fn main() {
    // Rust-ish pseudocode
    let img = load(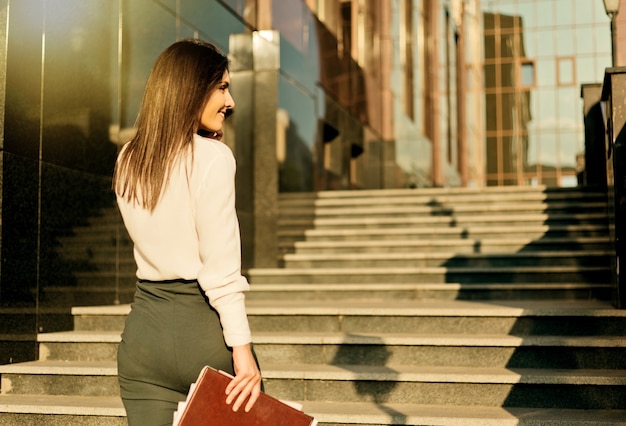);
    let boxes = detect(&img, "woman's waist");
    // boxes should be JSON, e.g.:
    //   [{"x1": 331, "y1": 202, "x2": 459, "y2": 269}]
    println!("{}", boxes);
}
[{"x1": 135, "y1": 277, "x2": 203, "y2": 298}]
